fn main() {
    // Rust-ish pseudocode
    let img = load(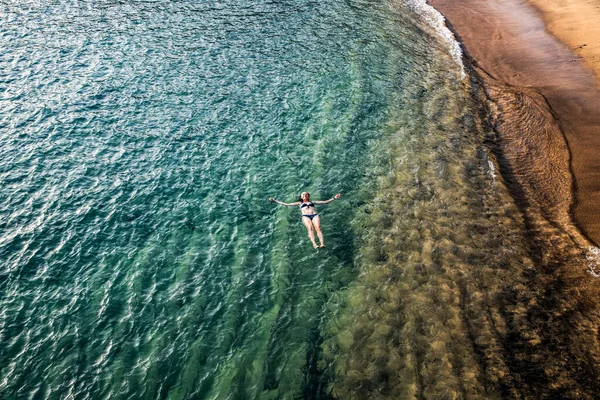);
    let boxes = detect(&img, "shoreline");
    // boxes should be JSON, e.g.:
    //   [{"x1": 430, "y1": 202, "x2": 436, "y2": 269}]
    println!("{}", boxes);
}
[
  {"x1": 422, "y1": 2, "x2": 600, "y2": 396},
  {"x1": 428, "y1": 0, "x2": 600, "y2": 247}
]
